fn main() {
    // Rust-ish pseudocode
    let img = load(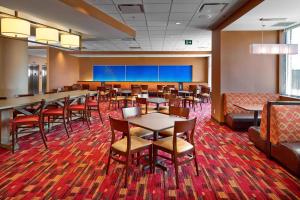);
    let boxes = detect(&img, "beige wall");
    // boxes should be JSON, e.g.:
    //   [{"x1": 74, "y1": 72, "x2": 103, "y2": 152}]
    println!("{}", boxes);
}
[
  {"x1": 211, "y1": 31, "x2": 279, "y2": 122},
  {"x1": 48, "y1": 47, "x2": 79, "y2": 90},
  {"x1": 78, "y1": 57, "x2": 208, "y2": 82},
  {"x1": 0, "y1": 37, "x2": 28, "y2": 97},
  {"x1": 28, "y1": 55, "x2": 47, "y2": 93}
]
